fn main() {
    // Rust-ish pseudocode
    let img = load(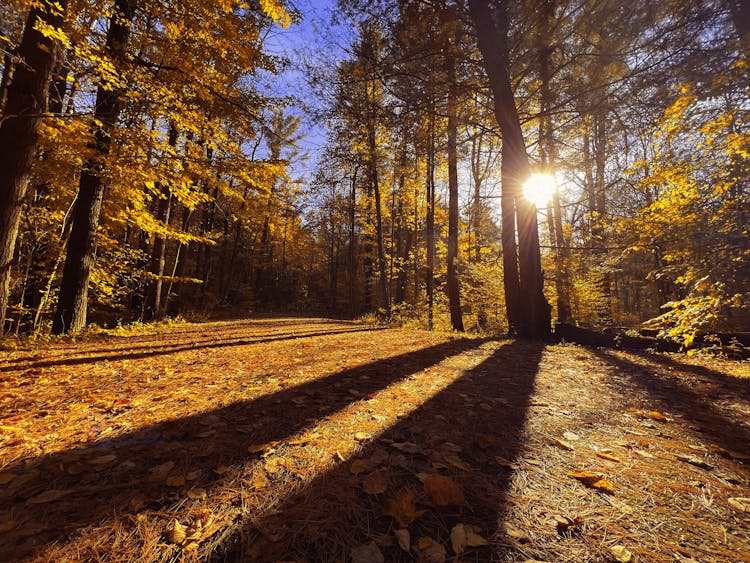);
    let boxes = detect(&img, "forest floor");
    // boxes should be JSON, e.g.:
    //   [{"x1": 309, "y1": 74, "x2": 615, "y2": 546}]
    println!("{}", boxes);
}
[{"x1": 1, "y1": 318, "x2": 749, "y2": 563}]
